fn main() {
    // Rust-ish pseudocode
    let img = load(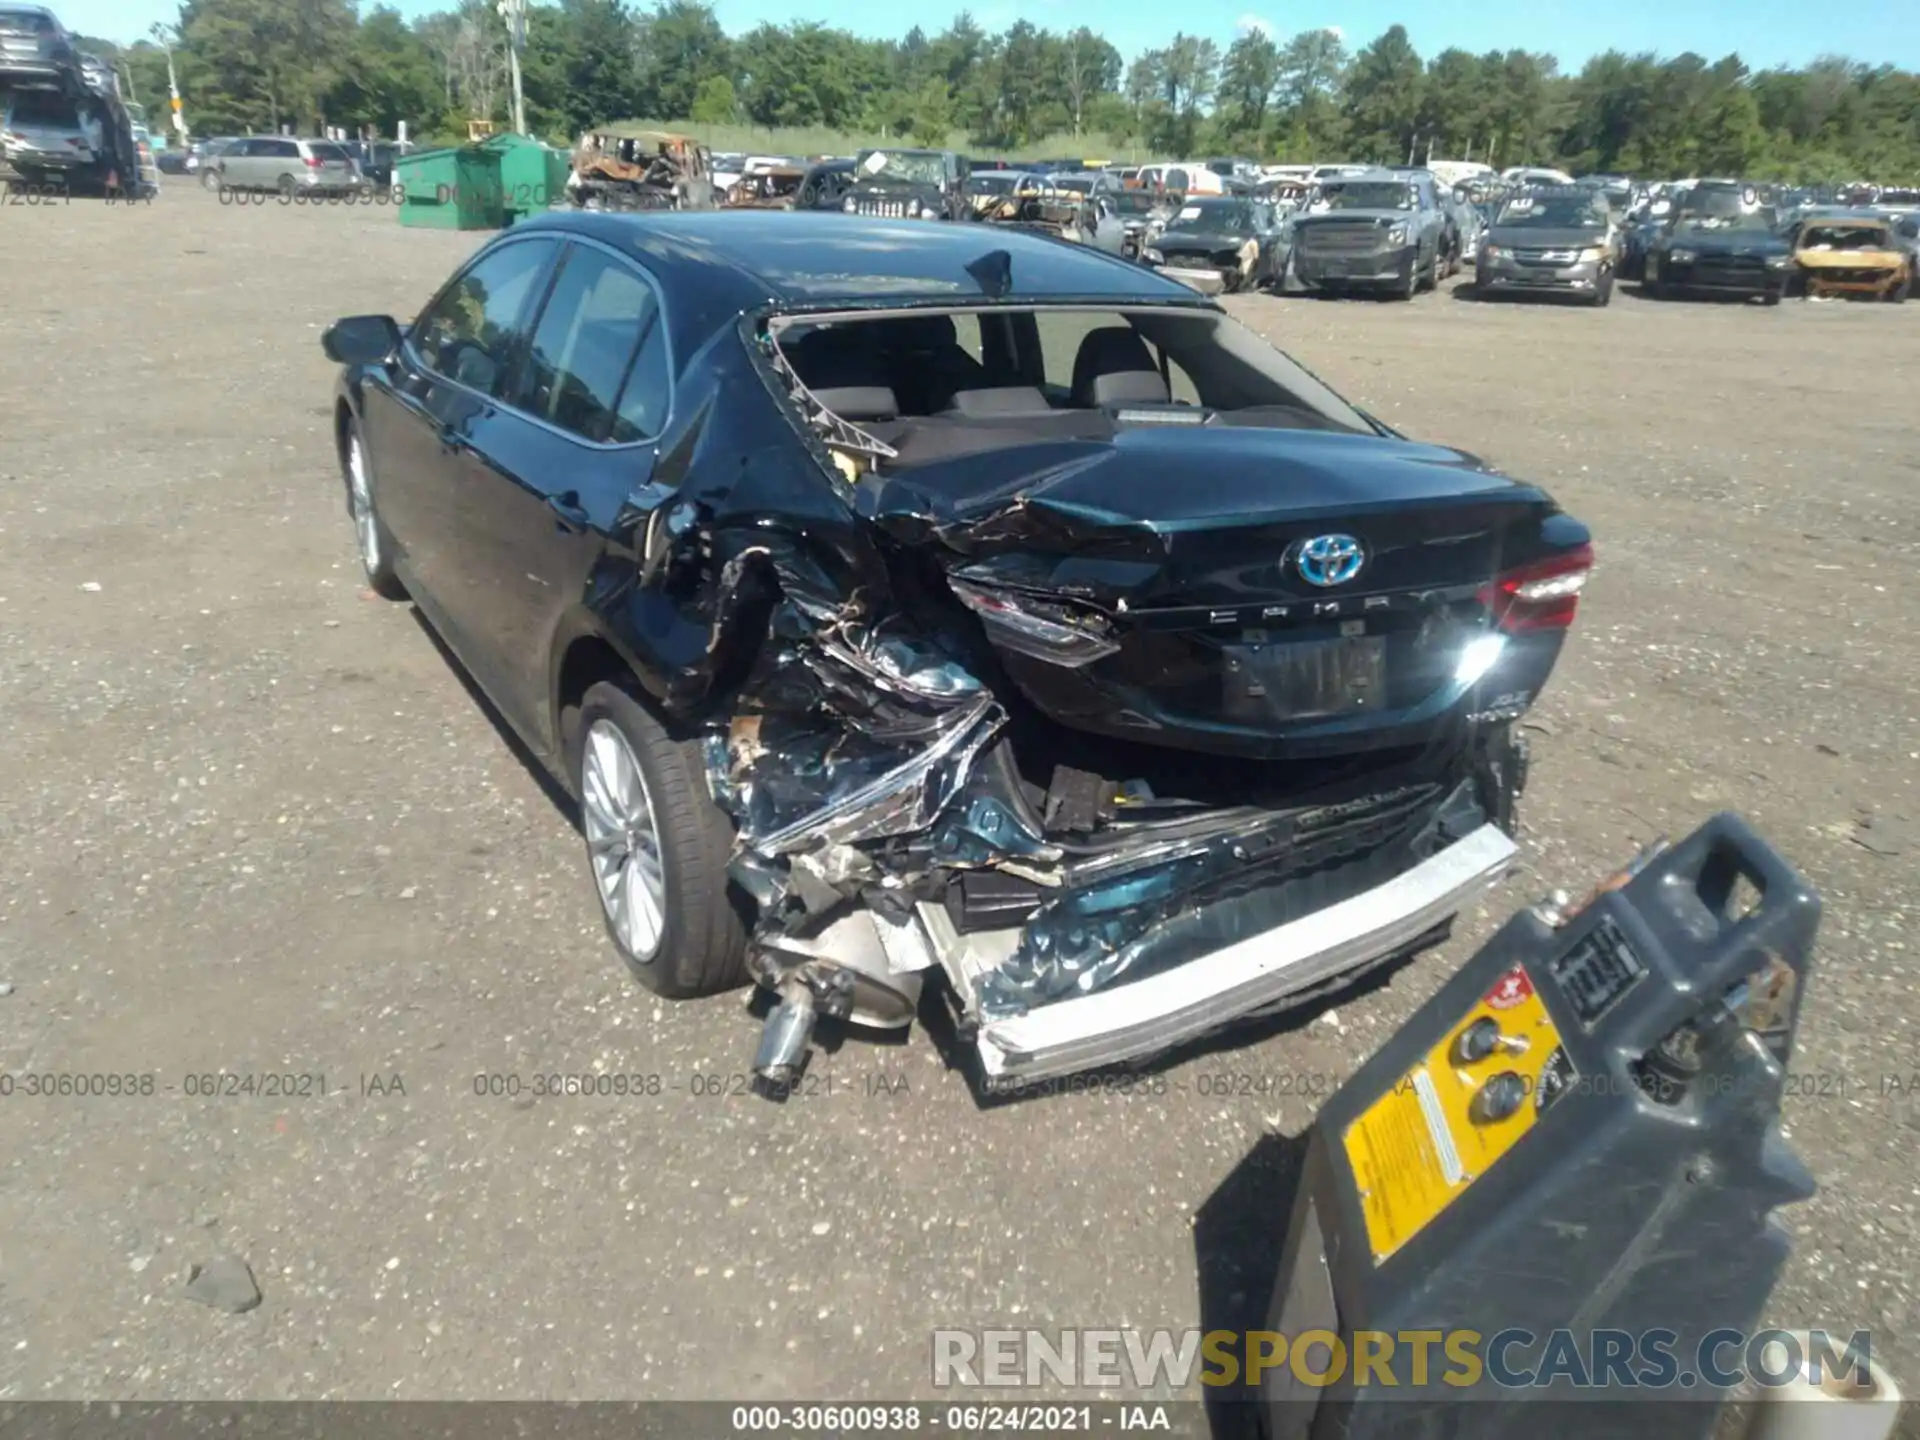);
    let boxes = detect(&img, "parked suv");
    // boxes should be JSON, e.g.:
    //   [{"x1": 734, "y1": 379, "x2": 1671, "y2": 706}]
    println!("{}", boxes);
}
[
  {"x1": 841, "y1": 147, "x2": 969, "y2": 220},
  {"x1": 1289, "y1": 168, "x2": 1447, "y2": 298},
  {"x1": 211, "y1": 135, "x2": 360, "y2": 195},
  {"x1": 1, "y1": 86, "x2": 95, "y2": 185},
  {"x1": 0, "y1": 3, "x2": 75, "y2": 86}
]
